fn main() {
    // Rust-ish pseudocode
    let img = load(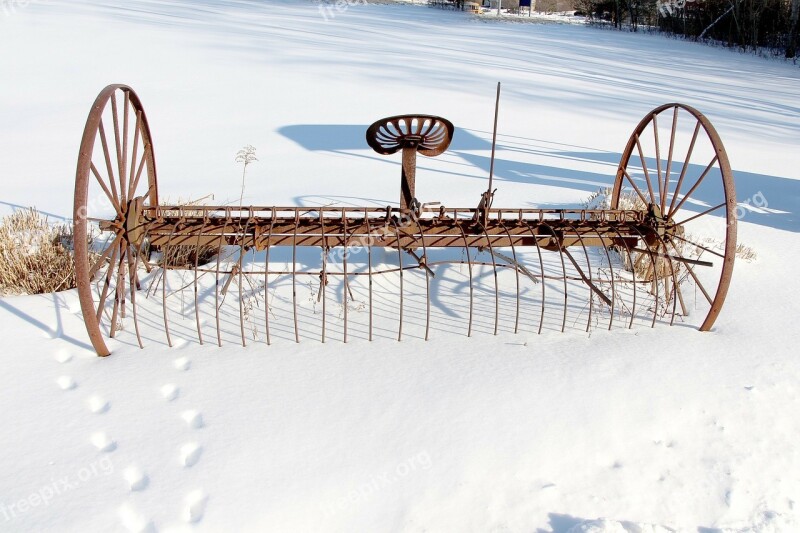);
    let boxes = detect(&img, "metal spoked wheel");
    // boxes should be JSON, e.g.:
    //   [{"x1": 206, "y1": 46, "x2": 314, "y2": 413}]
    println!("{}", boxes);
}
[
  {"x1": 73, "y1": 84, "x2": 158, "y2": 356},
  {"x1": 612, "y1": 103, "x2": 737, "y2": 331}
]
